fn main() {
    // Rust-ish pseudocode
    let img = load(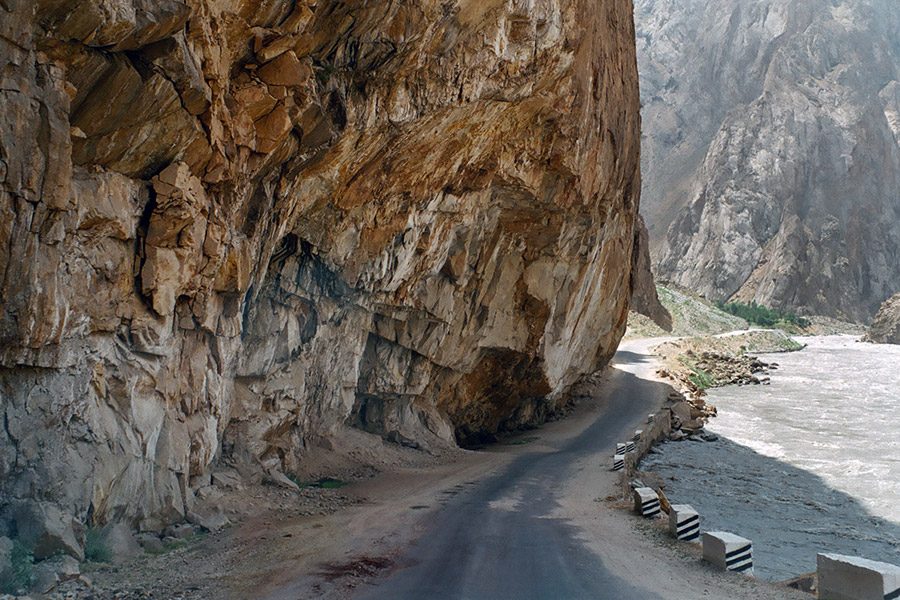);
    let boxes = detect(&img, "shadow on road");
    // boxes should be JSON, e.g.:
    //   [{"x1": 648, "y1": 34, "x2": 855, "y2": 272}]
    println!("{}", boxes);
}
[{"x1": 611, "y1": 350, "x2": 655, "y2": 366}]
